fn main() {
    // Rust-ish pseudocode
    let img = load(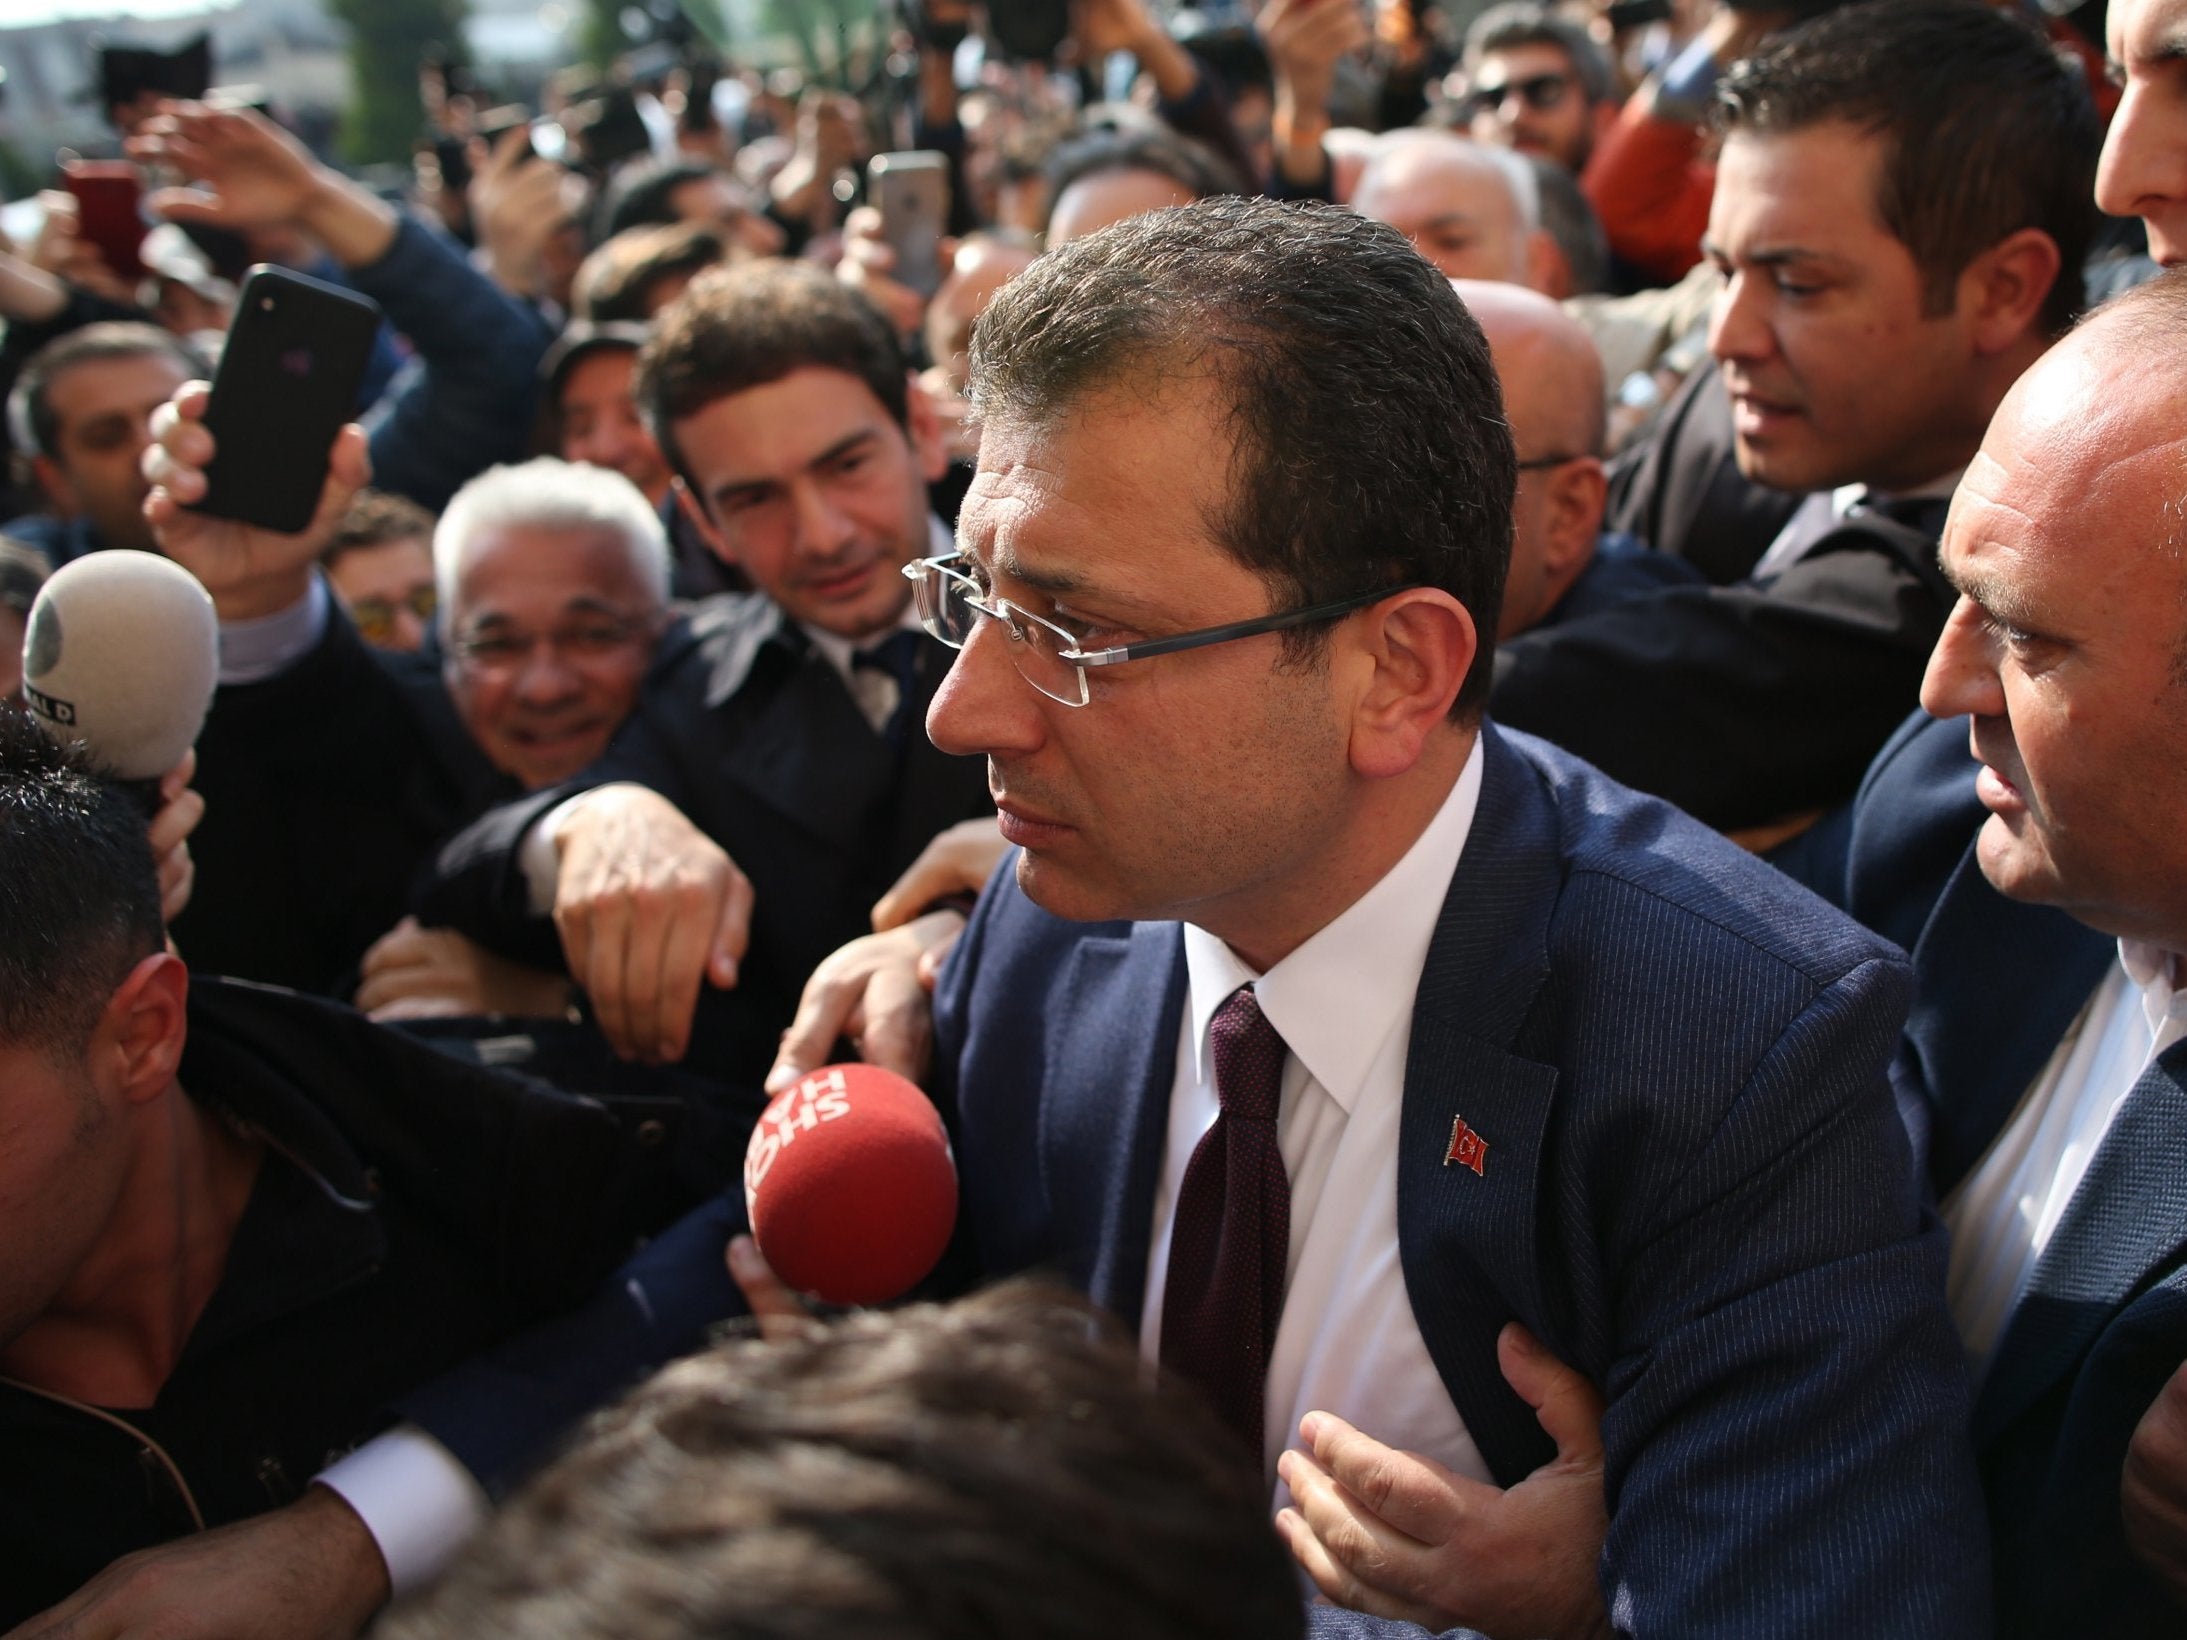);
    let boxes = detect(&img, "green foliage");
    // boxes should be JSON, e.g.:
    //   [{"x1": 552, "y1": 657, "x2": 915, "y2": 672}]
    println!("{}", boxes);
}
[{"x1": 328, "y1": 0, "x2": 471, "y2": 165}]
